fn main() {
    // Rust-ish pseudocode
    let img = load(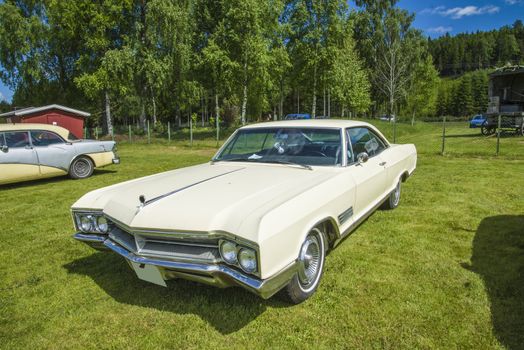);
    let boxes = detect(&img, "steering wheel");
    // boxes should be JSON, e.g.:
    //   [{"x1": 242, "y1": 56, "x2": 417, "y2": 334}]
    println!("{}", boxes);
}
[{"x1": 302, "y1": 150, "x2": 328, "y2": 157}]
